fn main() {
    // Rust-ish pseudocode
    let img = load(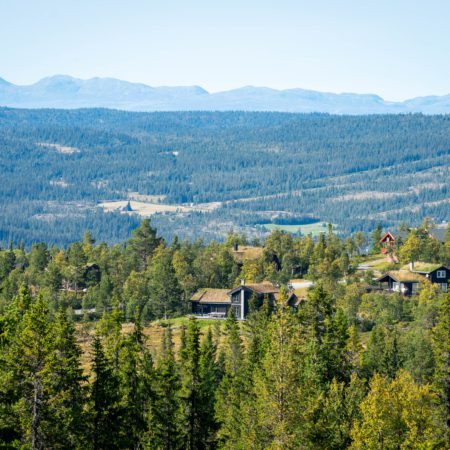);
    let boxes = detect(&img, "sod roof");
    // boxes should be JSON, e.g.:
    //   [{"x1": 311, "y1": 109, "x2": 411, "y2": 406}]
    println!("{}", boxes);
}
[
  {"x1": 230, "y1": 246, "x2": 264, "y2": 263},
  {"x1": 380, "y1": 270, "x2": 426, "y2": 283},
  {"x1": 190, "y1": 288, "x2": 230, "y2": 304},
  {"x1": 400, "y1": 262, "x2": 447, "y2": 273}
]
